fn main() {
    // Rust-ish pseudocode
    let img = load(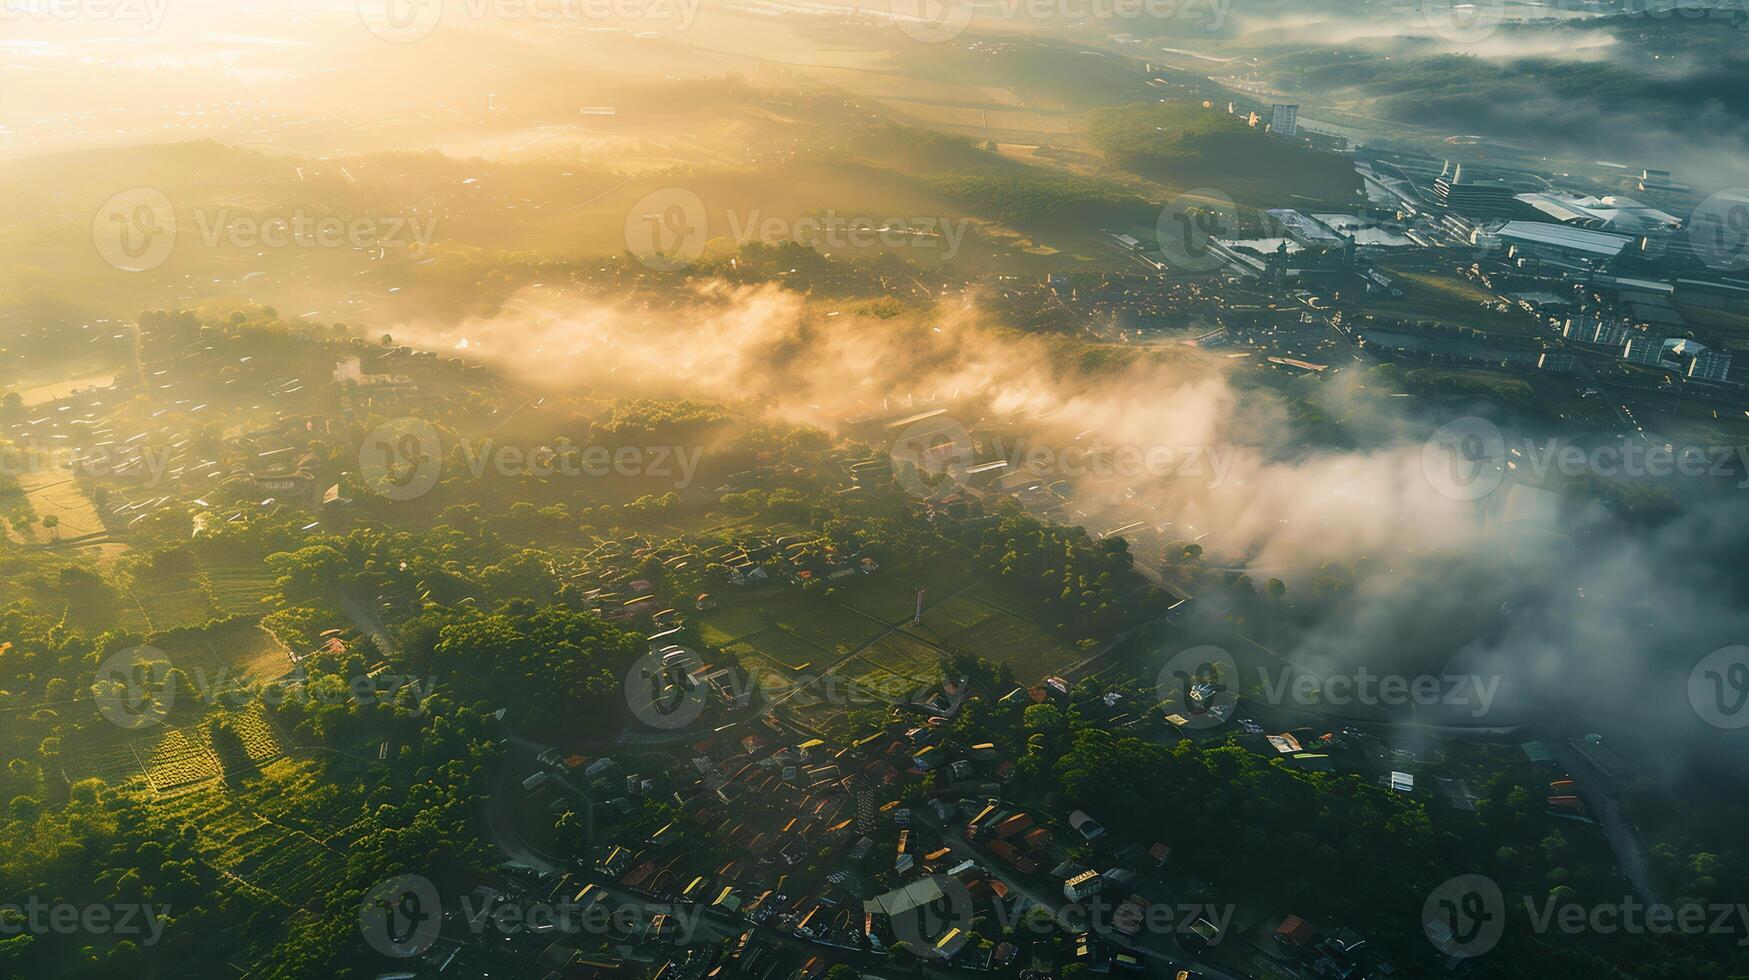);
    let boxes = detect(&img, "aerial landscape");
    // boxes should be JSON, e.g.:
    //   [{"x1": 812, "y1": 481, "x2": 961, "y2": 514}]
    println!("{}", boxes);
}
[{"x1": 3, "y1": 0, "x2": 1749, "y2": 977}]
